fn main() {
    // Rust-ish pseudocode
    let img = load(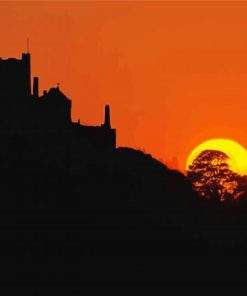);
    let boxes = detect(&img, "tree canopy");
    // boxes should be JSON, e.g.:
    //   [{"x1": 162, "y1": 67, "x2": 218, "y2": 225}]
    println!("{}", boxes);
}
[{"x1": 187, "y1": 149, "x2": 243, "y2": 201}]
